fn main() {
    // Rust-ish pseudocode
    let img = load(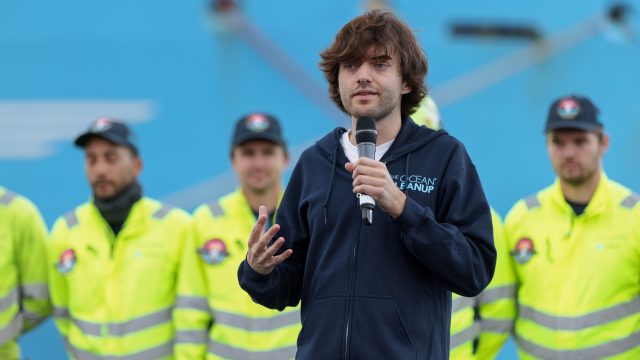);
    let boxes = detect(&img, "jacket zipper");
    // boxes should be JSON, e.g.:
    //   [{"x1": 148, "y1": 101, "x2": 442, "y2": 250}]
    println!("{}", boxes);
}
[{"x1": 343, "y1": 205, "x2": 362, "y2": 359}]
